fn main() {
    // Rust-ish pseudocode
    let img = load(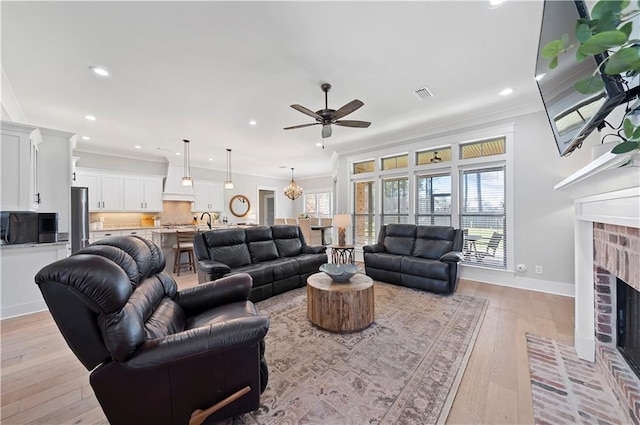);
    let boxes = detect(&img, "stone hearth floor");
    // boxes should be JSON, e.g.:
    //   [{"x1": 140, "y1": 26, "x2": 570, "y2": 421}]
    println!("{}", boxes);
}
[{"x1": 526, "y1": 334, "x2": 629, "y2": 425}]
